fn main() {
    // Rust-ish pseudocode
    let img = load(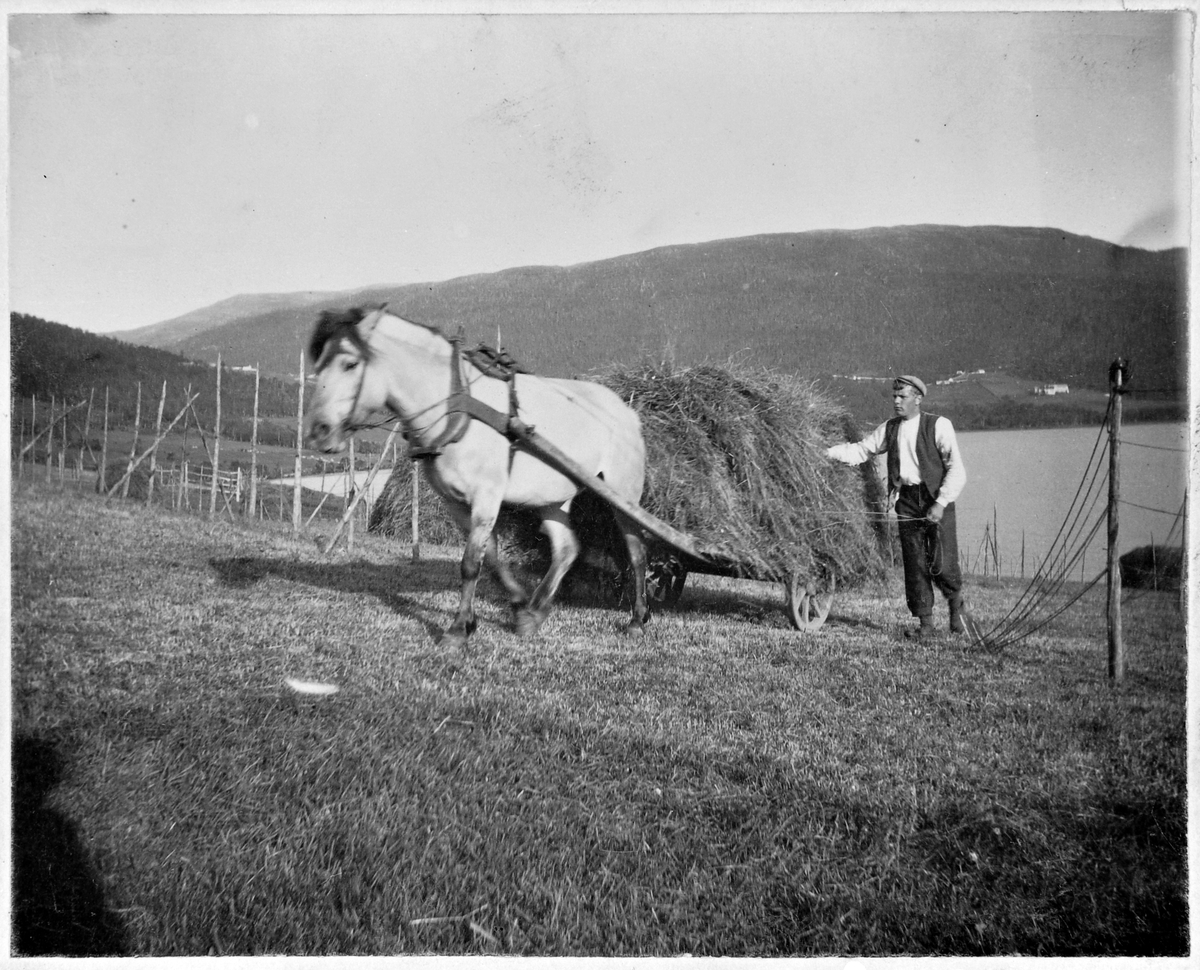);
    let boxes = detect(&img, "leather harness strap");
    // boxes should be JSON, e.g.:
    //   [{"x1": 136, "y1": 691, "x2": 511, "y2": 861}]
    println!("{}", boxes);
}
[{"x1": 406, "y1": 333, "x2": 525, "y2": 459}]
